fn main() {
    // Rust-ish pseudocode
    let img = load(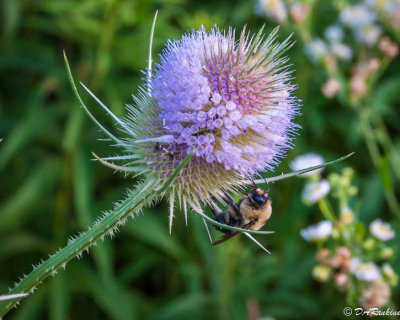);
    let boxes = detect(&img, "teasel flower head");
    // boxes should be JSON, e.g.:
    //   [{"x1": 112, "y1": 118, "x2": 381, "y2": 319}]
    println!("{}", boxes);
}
[{"x1": 85, "y1": 26, "x2": 299, "y2": 231}]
